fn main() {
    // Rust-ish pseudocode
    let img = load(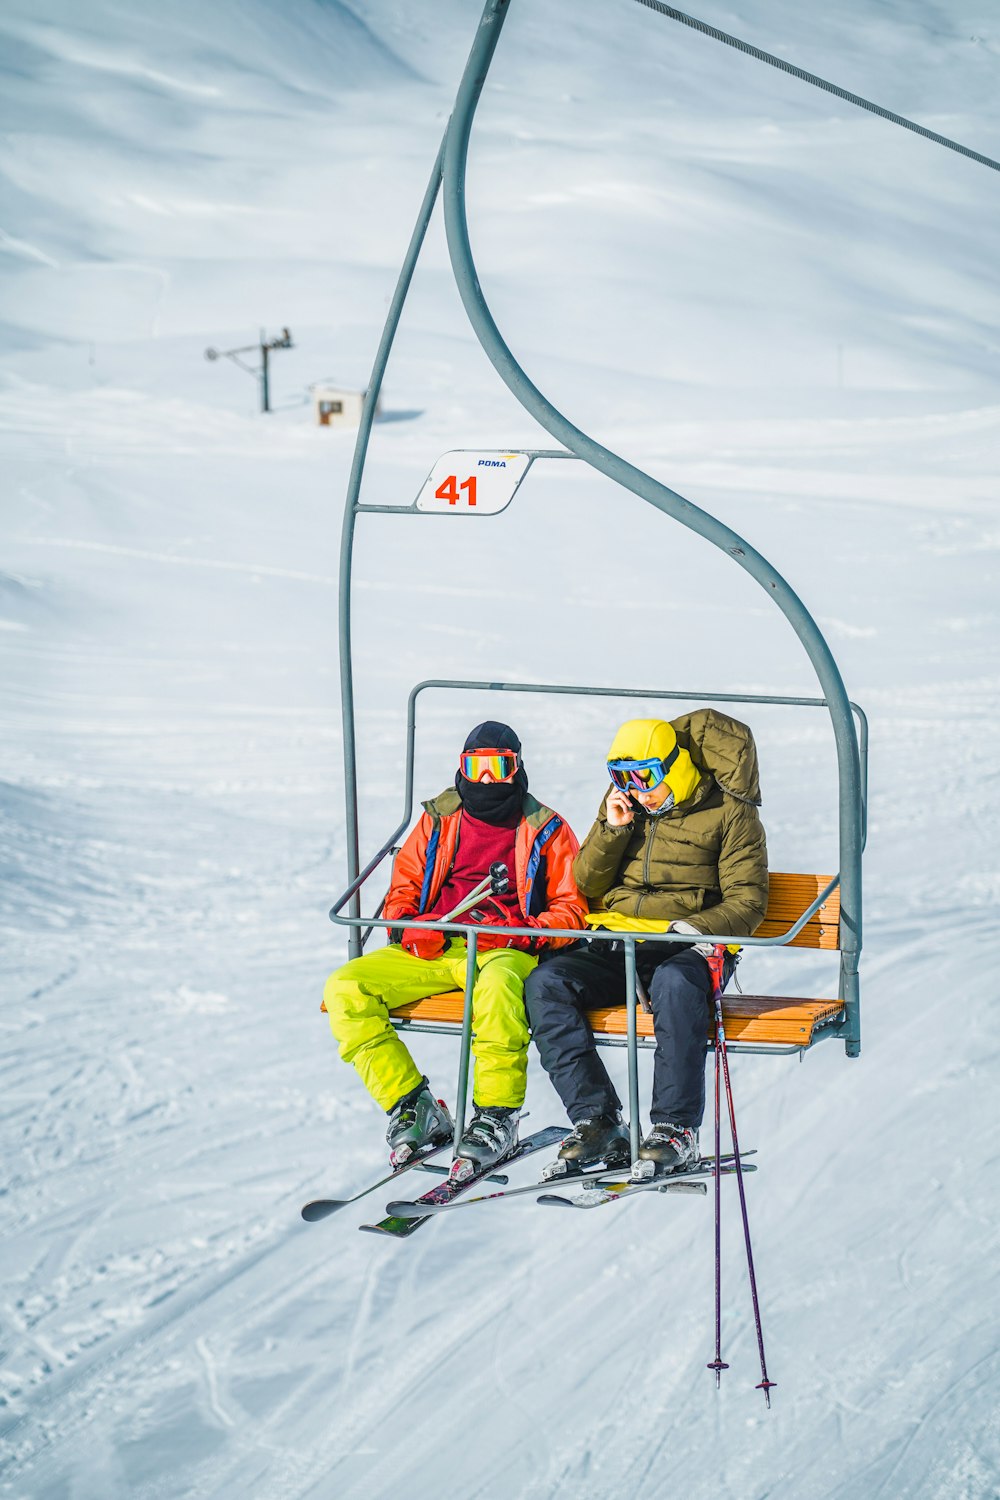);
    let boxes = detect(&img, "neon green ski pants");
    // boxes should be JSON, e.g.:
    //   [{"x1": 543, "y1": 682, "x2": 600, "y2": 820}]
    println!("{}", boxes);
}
[{"x1": 323, "y1": 940, "x2": 537, "y2": 1112}]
